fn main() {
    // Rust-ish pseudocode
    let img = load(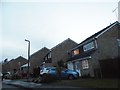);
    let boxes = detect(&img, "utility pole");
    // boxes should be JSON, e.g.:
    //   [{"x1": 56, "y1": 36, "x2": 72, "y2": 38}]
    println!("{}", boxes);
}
[
  {"x1": 25, "y1": 39, "x2": 30, "y2": 81},
  {"x1": 118, "y1": 1, "x2": 120, "y2": 22}
]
